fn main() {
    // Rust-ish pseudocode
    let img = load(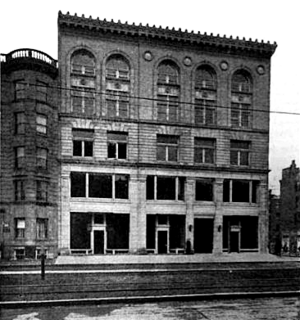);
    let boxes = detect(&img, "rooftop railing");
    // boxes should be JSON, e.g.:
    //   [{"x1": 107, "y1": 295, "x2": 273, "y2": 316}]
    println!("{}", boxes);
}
[{"x1": 1, "y1": 49, "x2": 58, "y2": 68}]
